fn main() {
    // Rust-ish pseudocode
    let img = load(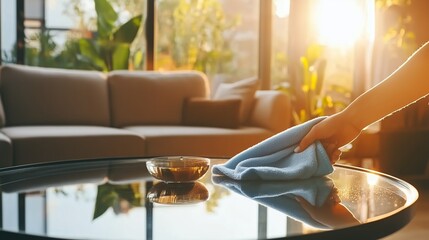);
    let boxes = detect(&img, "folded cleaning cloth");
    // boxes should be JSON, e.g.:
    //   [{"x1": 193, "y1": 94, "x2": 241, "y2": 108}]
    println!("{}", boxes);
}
[
  {"x1": 212, "y1": 116, "x2": 333, "y2": 180},
  {"x1": 212, "y1": 175, "x2": 335, "y2": 229}
]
